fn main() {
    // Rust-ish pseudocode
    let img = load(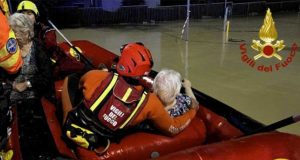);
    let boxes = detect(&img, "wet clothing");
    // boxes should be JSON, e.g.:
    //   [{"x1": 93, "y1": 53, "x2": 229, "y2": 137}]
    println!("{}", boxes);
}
[
  {"x1": 168, "y1": 94, "x2": 192, "y2": 117},
  {"x1": 65, "y1": 70, "x2": 197, "y2": 136}
]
